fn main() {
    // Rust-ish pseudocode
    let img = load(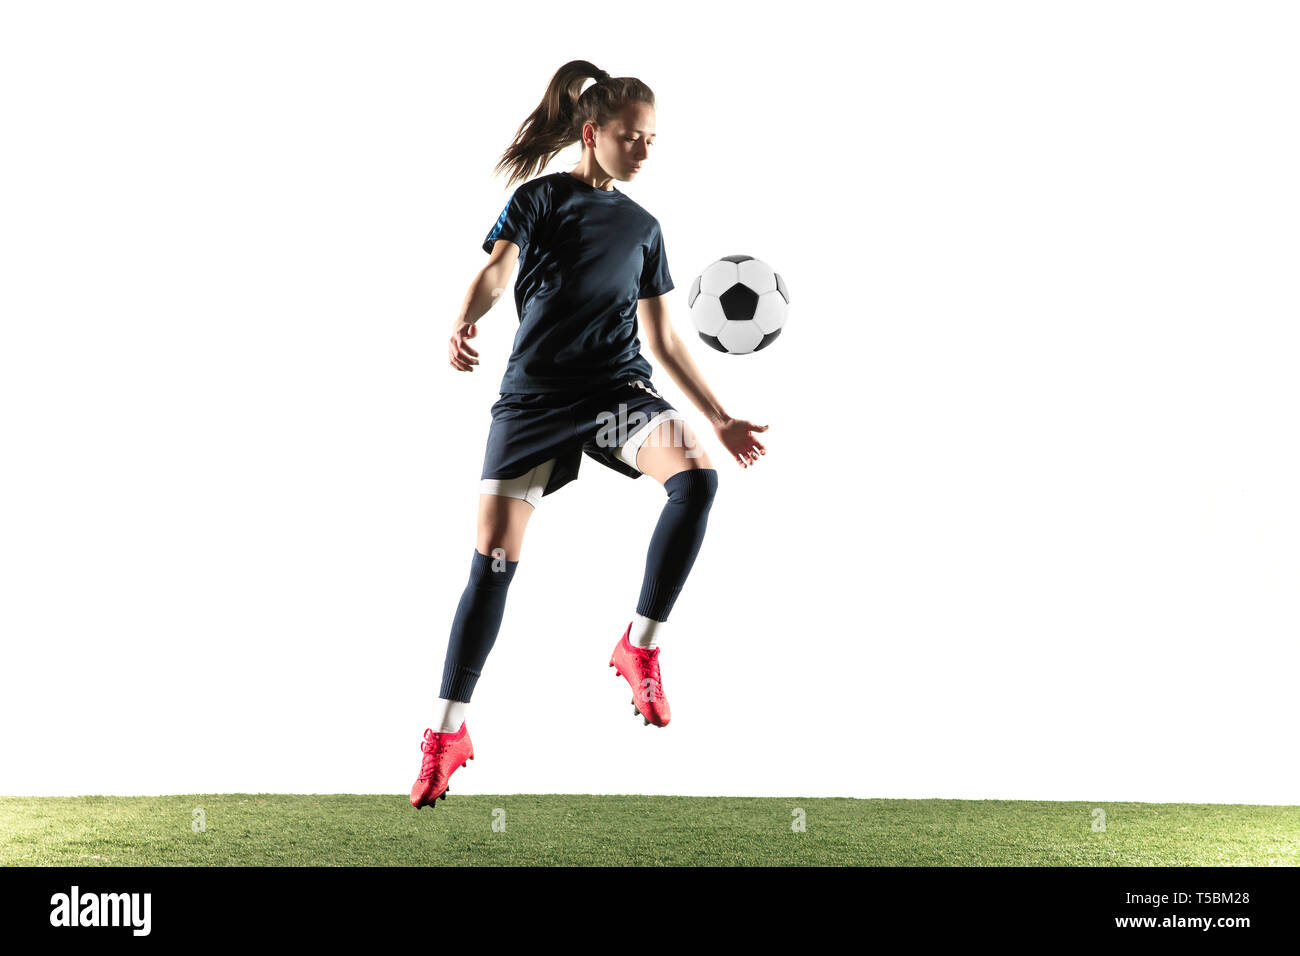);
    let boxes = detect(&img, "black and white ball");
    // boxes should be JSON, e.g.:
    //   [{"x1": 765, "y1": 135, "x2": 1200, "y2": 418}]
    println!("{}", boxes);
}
[{"x1": 687, "y1": 255, "x2": 789, "y2": 354}]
